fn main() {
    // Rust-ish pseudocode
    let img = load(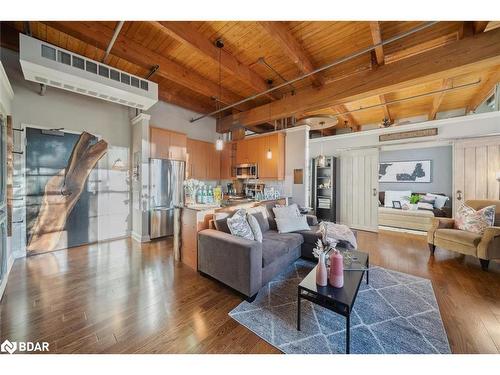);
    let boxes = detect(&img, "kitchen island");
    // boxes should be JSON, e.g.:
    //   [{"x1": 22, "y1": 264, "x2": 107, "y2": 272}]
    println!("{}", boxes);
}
[{"x1": 178, "y1": 198, "x2": 287, "y2": 270}]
